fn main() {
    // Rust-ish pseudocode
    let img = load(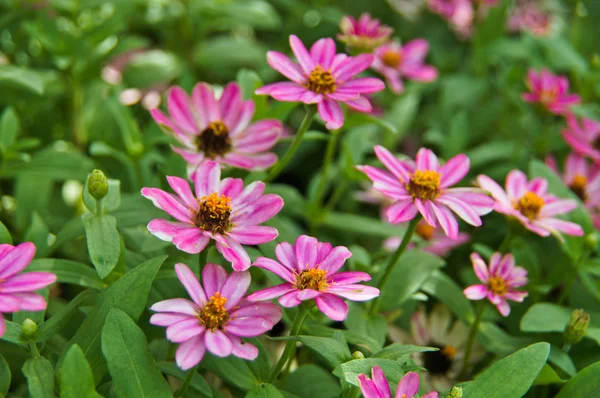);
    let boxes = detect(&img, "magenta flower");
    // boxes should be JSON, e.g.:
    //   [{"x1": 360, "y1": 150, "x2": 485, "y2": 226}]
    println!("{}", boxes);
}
[
  {"x1": 358, "y1": 367, "x2": 438, "y2": 398},
  {"x1": 371, "y1": 40, "x2": 438, "y2": 94},
  {"x1": 247, "y1": 235, "x2": 379, "y2": 321},
  {"x1": 385, "y1": 219, "x2": 470, "y2": 257},
  {"x1": 150, "y1": 263, "x2": 282, "y2": 370},
  {"x1": 150, "y1": 82, "x2": 283, "y2": 177},
  {"x1": 338, "y1": 13, "x2": 393, "y2": 52},
  {"x1": 522, "y1": 69, "x2": 580, "y2": 115},
  {"x1": 428, "y1": 0, "x2": 475, "y2": 38},
  {"x1": 463, "y1": 252, "x2": 528, "y2": 316},
  {"x1": 142, "y1": 160, "x2": 283, "y2": 271},
  {"x1": 0, "y1": 242, "x2": 57, "y2": 337},
  {"x1": 562, "y1": 114, "x2": 600, "y2": 165},
  {"x1": 477, "y1": 170, "x2": 584, "y2": 239},
  {"x1": 507, "y1": 1, "x2": 554, "y2": 37},
  {"x1": 255, "y1": 35, "x2": 385, "y2": 130},
  {"x1": 359, "y1": 146, "x2": 494, "y2": 239}
]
